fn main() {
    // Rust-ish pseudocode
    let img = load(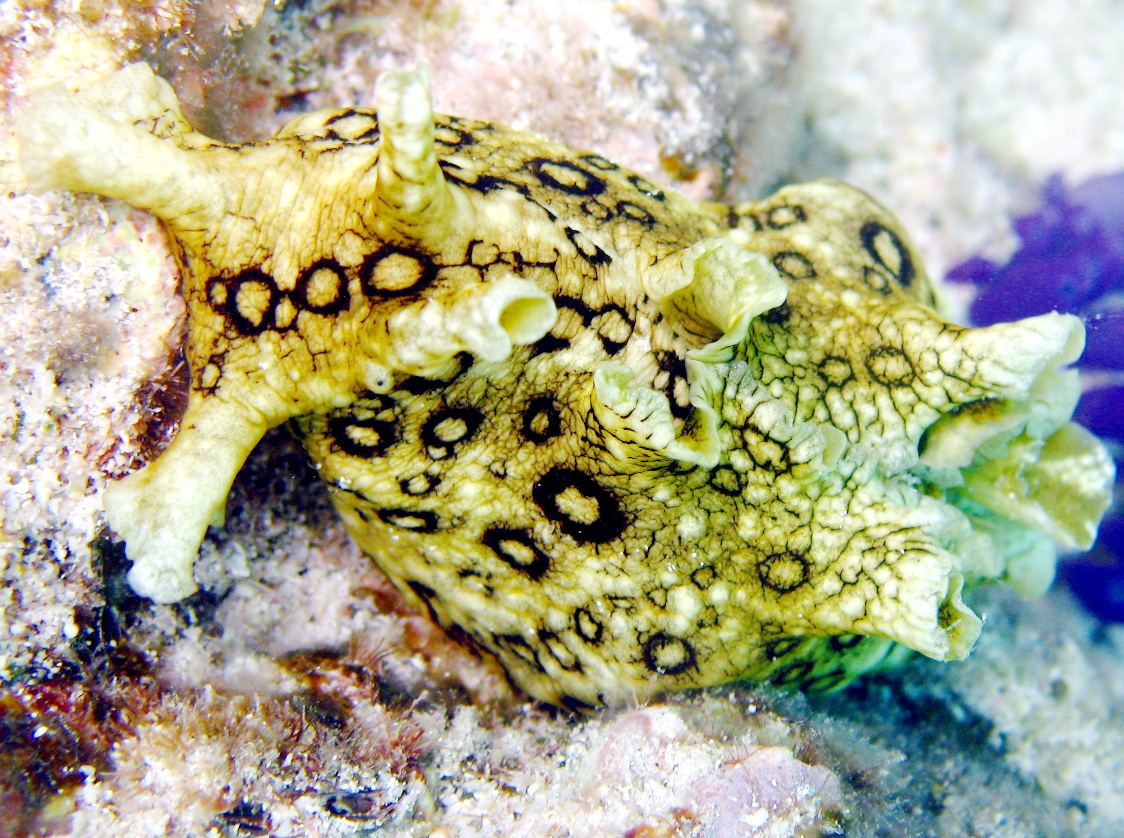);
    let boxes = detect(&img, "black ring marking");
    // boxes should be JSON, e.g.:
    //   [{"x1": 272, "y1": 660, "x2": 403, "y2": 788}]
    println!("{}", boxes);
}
[
  {"x1": 642, "y1": 632, "x2": 697, "y2": 675},
  {"x1": 772, "y1": 660, "x2": 815, "y2": 687},
  {"x1": 433, "y1": 123, "x2": 477, "y2": 149},
  {"x1": 593, "y1": 305, "x2": 633, "y2": 355},
  {"x1": 772, "y1": 251, "x2": 816, "y2": 280},
  {"x1": 615, "y1": 201, "x2": 657, "y2": 229},
  {"x1": 494, "y1": 633, "x2": 541, "y2": 669},
  {"x1": 764, "y1": 637, "x2": 801, "y2": 660},
  {"x1": 579, "y1": 153, "x2": 619, "y2": 172},
  {"x1": 690, "y1": 566, "x2": 716, "y2": 589},
  {"x1": 563, "y1": 226, "x2": 612, "y2": 267},
  {"x1": 378, "y1": 508, "x2": 439, "y2": 532},
  {"x1": 295, "y1": 259, "x2": 351, "y2": 315},
  {"x1": 407, "y1": 580, "x2": 441, "y2": 624},
  {"x1": 538, "y1": 629, "x2": 583, "y2": 672},
  {"x1": 708, "y1": 465, "x2": 742, "y2": 497},
  {"x1": 533, "y1": 467, "x2": 627, "y2": 543},
  {"x1": 758, "y1": 552, "x2": 811, "y2": 593},
  {"x1": 865, "y1": 345, "x2": 915, "y2": 387},
  {"x1": 766, "y1": 204, "x2": 806, "y2": 229},
  {"x1": 329, "y1": 414, "x2": 398, "y2": 458},
  {"x1": 560, "y1": 694, "x2": 598, "y2": 712},
  {"x1": 397, "y1": 353, "x2": 473, "y2": 394},
  {"x1": 579, "y1": 200, "x2": 614, "y2": 224},
  {"x1": 483, "y1": 528, "x2": 551, "y2": 581},
  {"x1": 655, "y1": 352, "x2": 691, "y2": 421},
  {"x1": 860, "y1": 220, "x2": 915, "y2": 288},
  {"x1": 399, "y1": 473, "x2": 440, "y2": 496},
  {"x1": 530, "y1": 333, "x2": 571, "y2": 358},
  {"x1": 626, "y1": 174, "x2": 666, "y2": 201},
  {"x1": 522, "y1": 396, "x2": 563, "y2": 443},
  {"x1": 207, "y1": 269, "x2": 279, "y2": 336},
  {"x1": 820, "y1": 355, "x2": 854, "y2": 387},
  {"x1": 759, "y1": 302, "x2": 791, "y2": 326},
  {"x1": 574, "y1": 608, "x2": 604, "y2": 645},
  {"x1": 527, "y1": 158, "x2": 606, "y2": 196},
  {"x1": 805, "y1": 669, "x2": 851, "y2": 692},
  {"x1": 829, "y1": 634, "x2": 866, "y2": 651},
  {"x1": 421, "y1": 406, "x2": 484, "y2": 460},
  {"x1": 360, "y1": 245, "x2": 438, "y2": 298}
]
